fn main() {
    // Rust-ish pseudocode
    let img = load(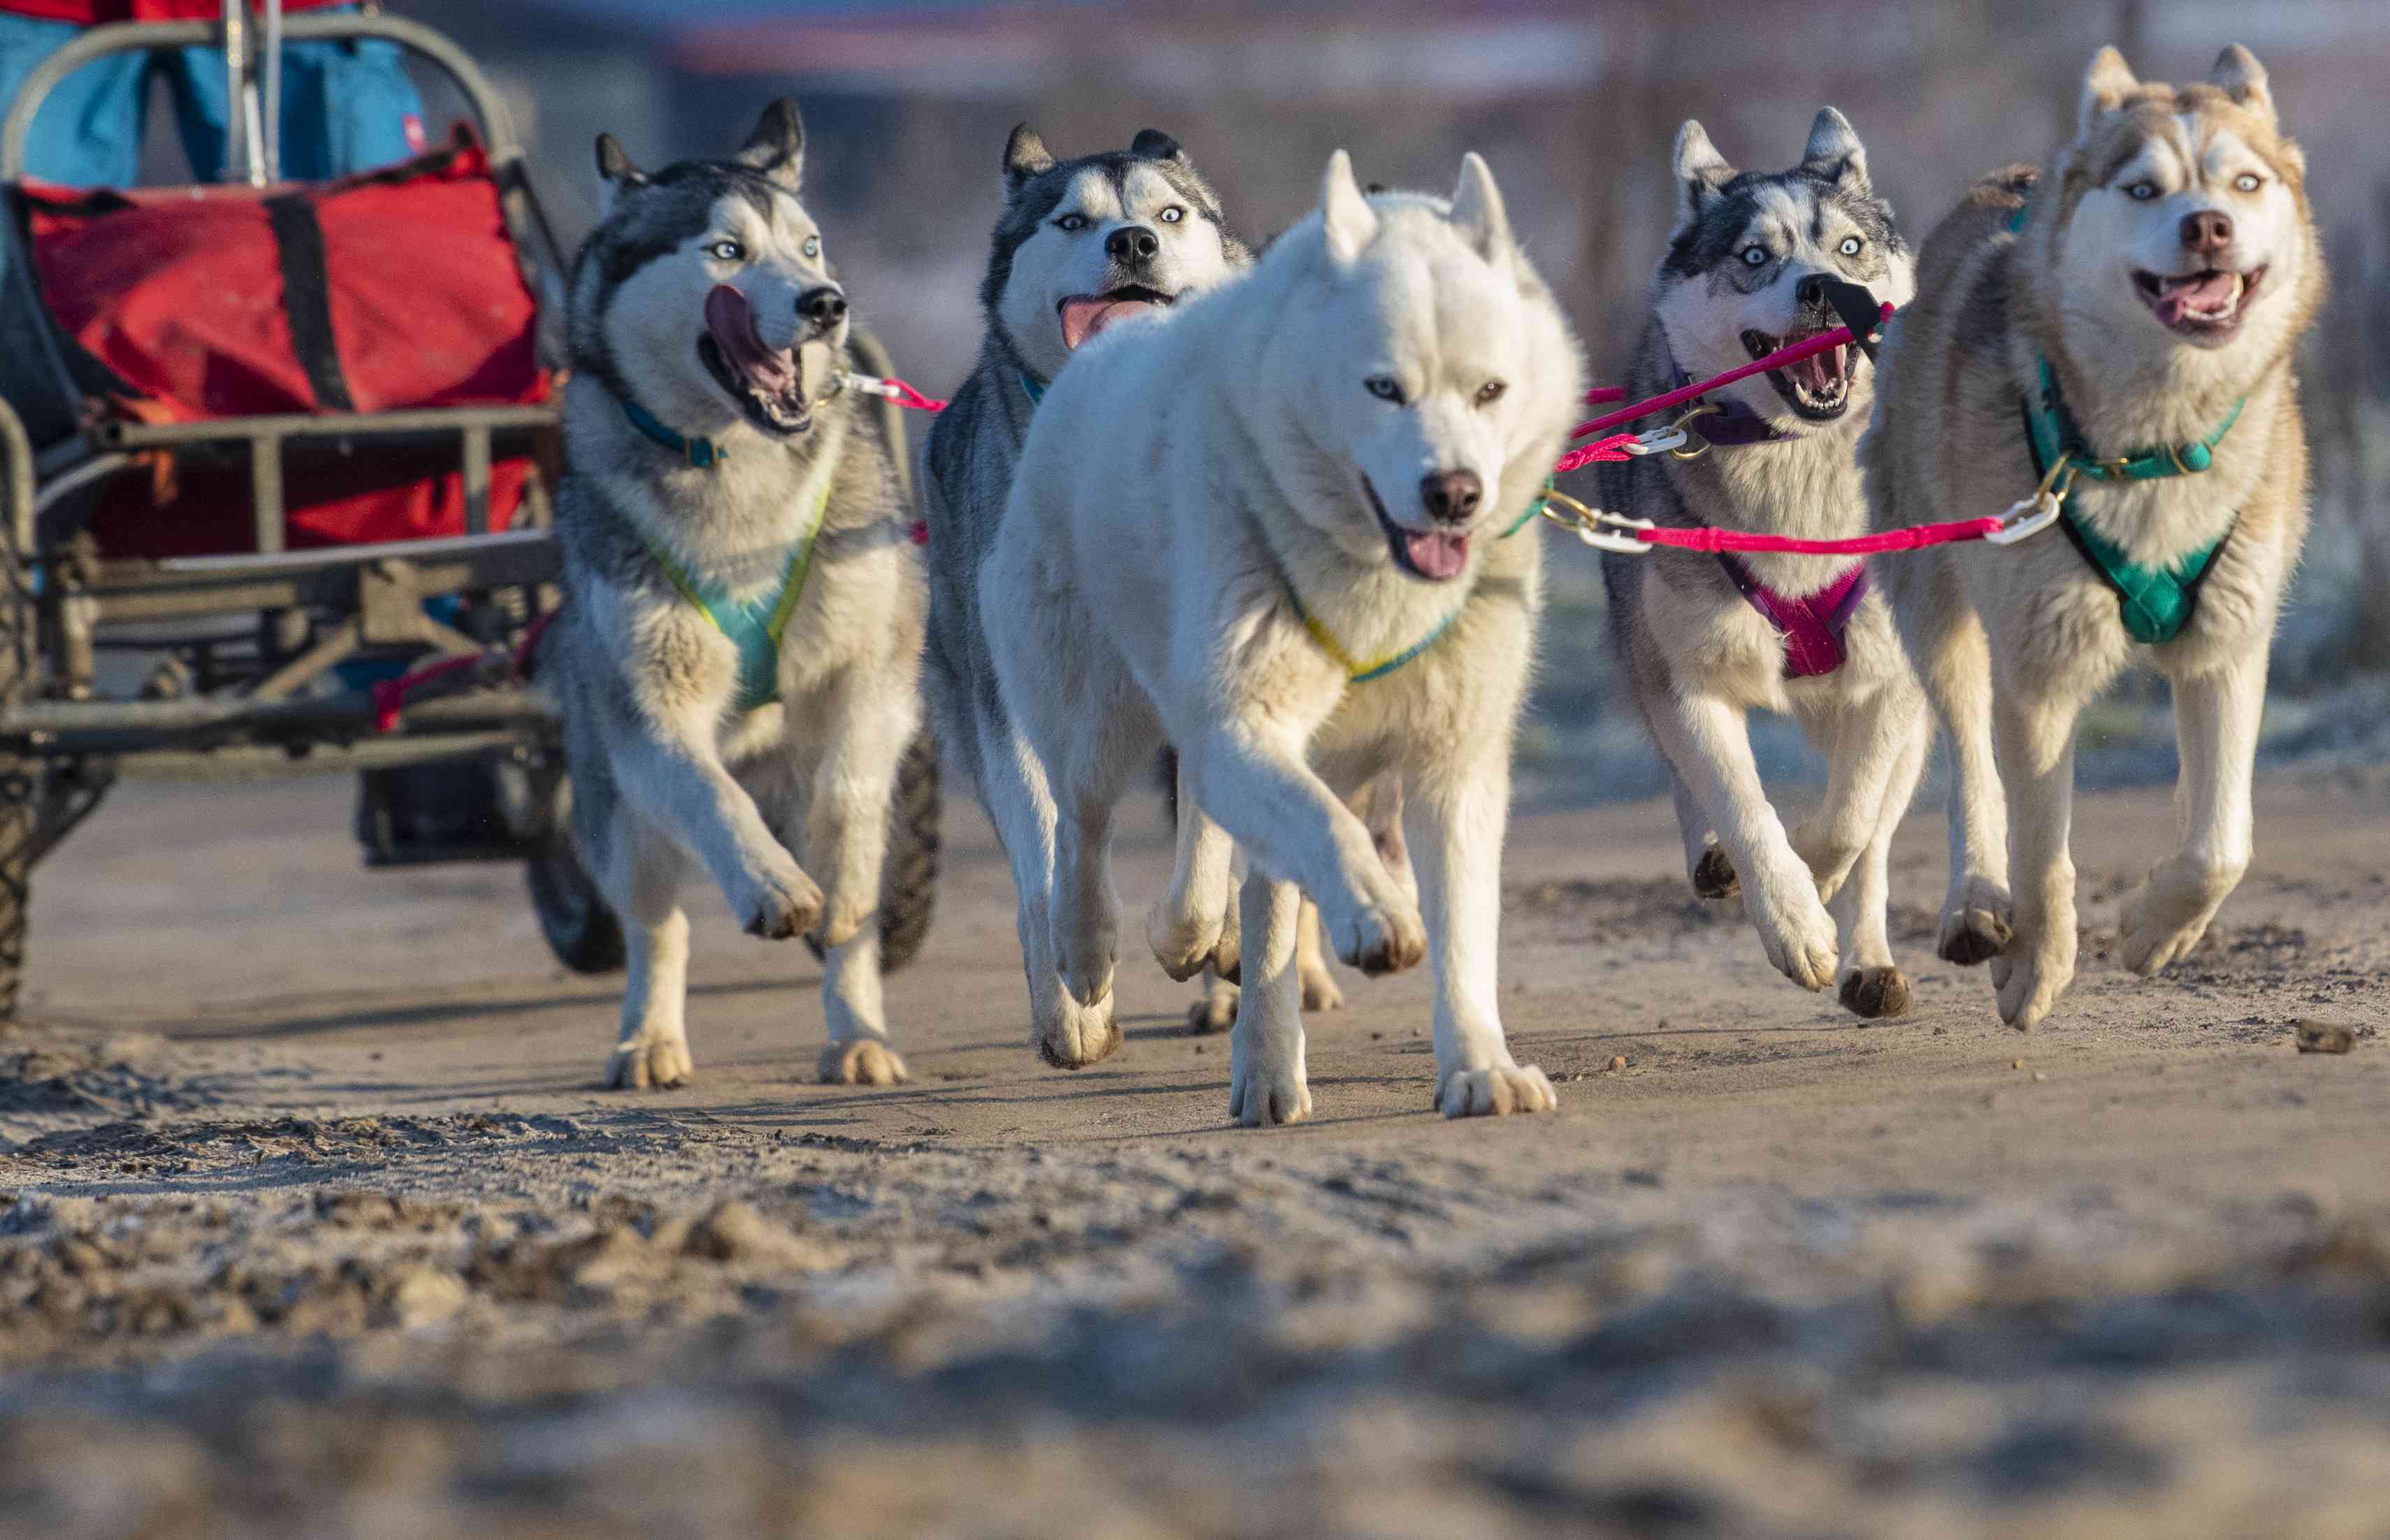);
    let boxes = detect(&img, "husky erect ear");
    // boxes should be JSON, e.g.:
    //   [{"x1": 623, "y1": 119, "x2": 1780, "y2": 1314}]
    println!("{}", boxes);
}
[
  {"x1": 1800, "y1": 107, "x2": 1869, "y2": 190},
  {"x1": 2210, "y1": 44, "x2": 2277, "y2": 128},
  {"x1": 1449, "y1": 152, "x2": 1514, "y2": 264},
  {"x1": 1004, "y1": 124, "x2": 1056, "y2": 194},
  {"x1": 1671, "y1": 120, "x2": 1734, "y2": 231},
  {"x1": 2078, "y1": 47, "x2": 2139, "y2": 136},
  {"x1": 1320, "y1": 149, "x2": 1378, "y2": 266},
  {"x1": 1129, "y1": 129, "x2": 1185, "y2": 163},
  {"x1": 594, "y1": 133, "x2": 646, "y2": 215},
  {"x1": 735, "y1": 99, "x2": 805, "y2": 191}
]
